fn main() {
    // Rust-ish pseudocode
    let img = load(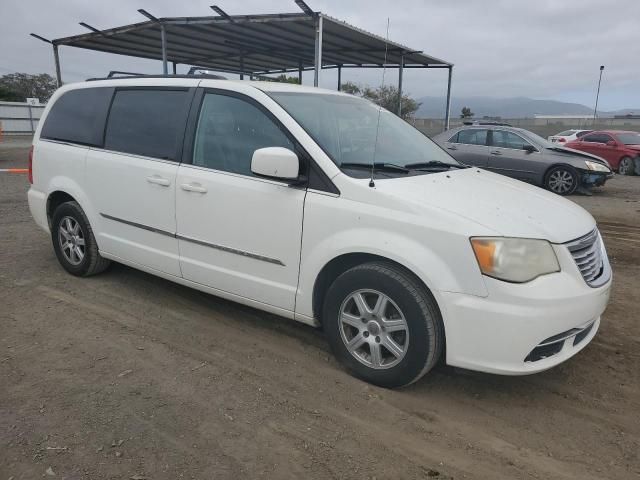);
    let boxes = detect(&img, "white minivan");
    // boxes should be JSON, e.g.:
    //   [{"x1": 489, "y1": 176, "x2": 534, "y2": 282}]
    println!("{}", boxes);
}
[{"x1": 28, "y1": 77, "x2": 611, "y2": 387}]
